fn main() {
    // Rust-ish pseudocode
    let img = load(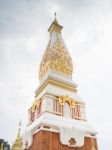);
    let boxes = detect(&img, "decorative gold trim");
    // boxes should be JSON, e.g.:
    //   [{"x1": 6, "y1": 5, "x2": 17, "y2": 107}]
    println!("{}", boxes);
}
[
  {"x1": 59, "y1": 96, "x2": 75, "y2": 108},
  {"x1": 31, "y1": 100, "x2": 41, "y2": 113}
]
